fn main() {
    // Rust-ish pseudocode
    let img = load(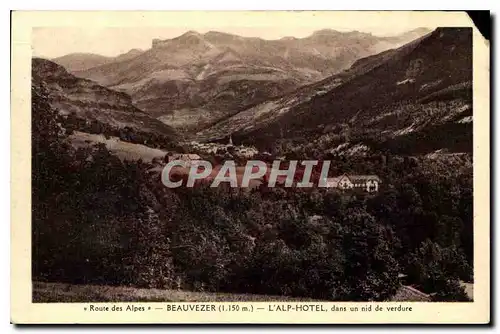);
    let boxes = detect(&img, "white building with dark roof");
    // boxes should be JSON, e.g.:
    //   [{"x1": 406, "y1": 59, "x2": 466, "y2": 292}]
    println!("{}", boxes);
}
[{"x1": 325, "y1": 174, "x2": 381, "y2": 192}]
